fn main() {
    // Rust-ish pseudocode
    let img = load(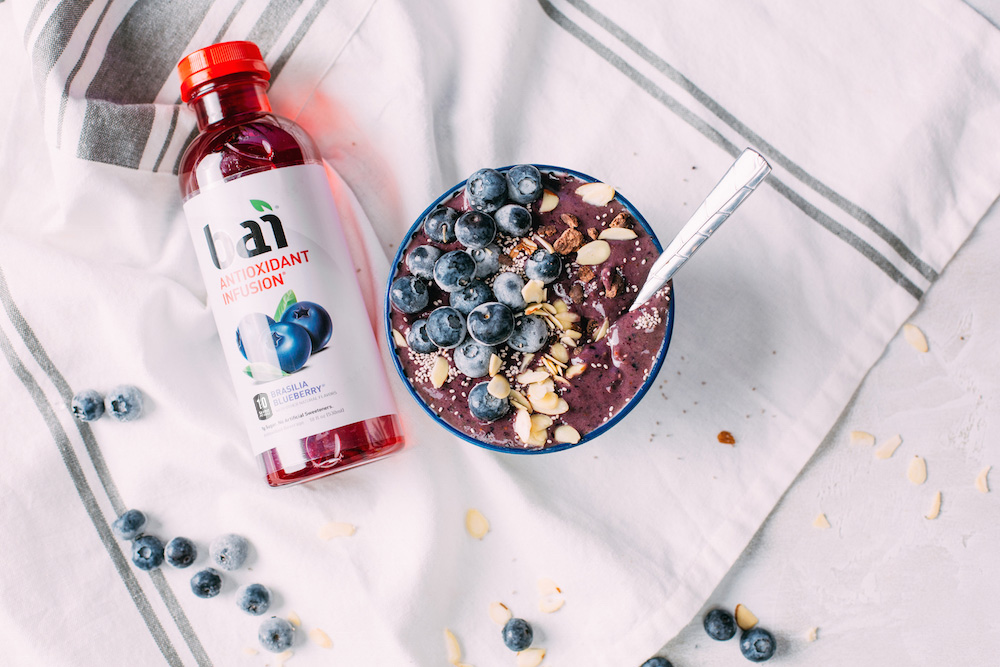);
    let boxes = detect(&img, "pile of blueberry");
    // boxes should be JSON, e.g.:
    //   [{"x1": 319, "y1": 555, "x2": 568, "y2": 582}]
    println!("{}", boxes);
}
[
  {"x1": 703, "y1": 608, "x2": 776, "y2": 662},
  {"x1": 237, "y1": 293, "x2": 332, "y2": 375},
  {"x1": 112, "y1": 509, "x2": 293, "y2": 653},
  {"x1": 71, "y1": 385, "x2": 144, "y2": 422},
  {"x1": 390, "y1": 165, "x2": 564, "y2": 422}
]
